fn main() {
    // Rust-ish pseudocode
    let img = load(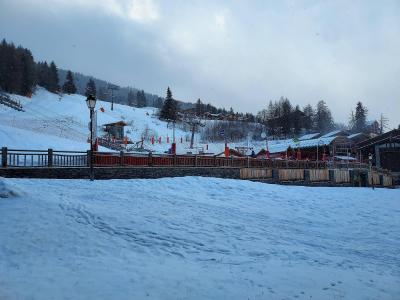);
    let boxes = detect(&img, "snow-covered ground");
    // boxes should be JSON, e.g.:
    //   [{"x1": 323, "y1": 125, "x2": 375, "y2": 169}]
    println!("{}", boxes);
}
[{"x1": 0, "y1": 177, "x2": 399, "y2": 299}]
